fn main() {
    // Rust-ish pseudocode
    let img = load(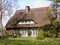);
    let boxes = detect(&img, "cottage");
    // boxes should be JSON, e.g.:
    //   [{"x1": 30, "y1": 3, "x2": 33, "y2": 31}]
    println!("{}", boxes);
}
[{"x1": 5, "y1": 6, "x2": 50, "y2": 37}]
